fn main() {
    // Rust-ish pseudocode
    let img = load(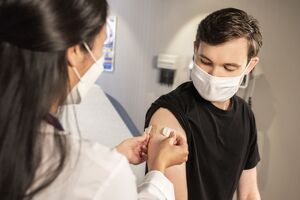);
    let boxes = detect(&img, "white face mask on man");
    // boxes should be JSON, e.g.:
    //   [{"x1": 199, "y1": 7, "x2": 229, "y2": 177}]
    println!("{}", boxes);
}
[
  {"x1": 64, "y1": 42, "x2": 104, "y2": 104},
  {"x1": 191, "y1": 60, "x2": 251, "y2": 102}
]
